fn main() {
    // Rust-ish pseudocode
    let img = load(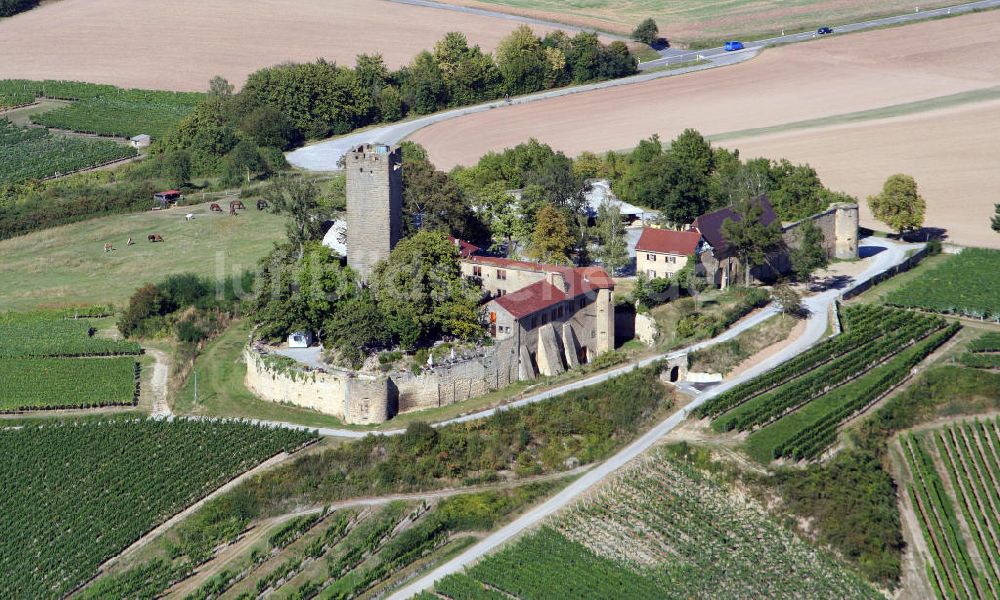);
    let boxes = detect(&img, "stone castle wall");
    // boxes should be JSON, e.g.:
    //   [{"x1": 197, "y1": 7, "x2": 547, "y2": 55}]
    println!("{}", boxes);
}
[{"x1": 244, "y1": 338, "x2": 521, "y2": 424}]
